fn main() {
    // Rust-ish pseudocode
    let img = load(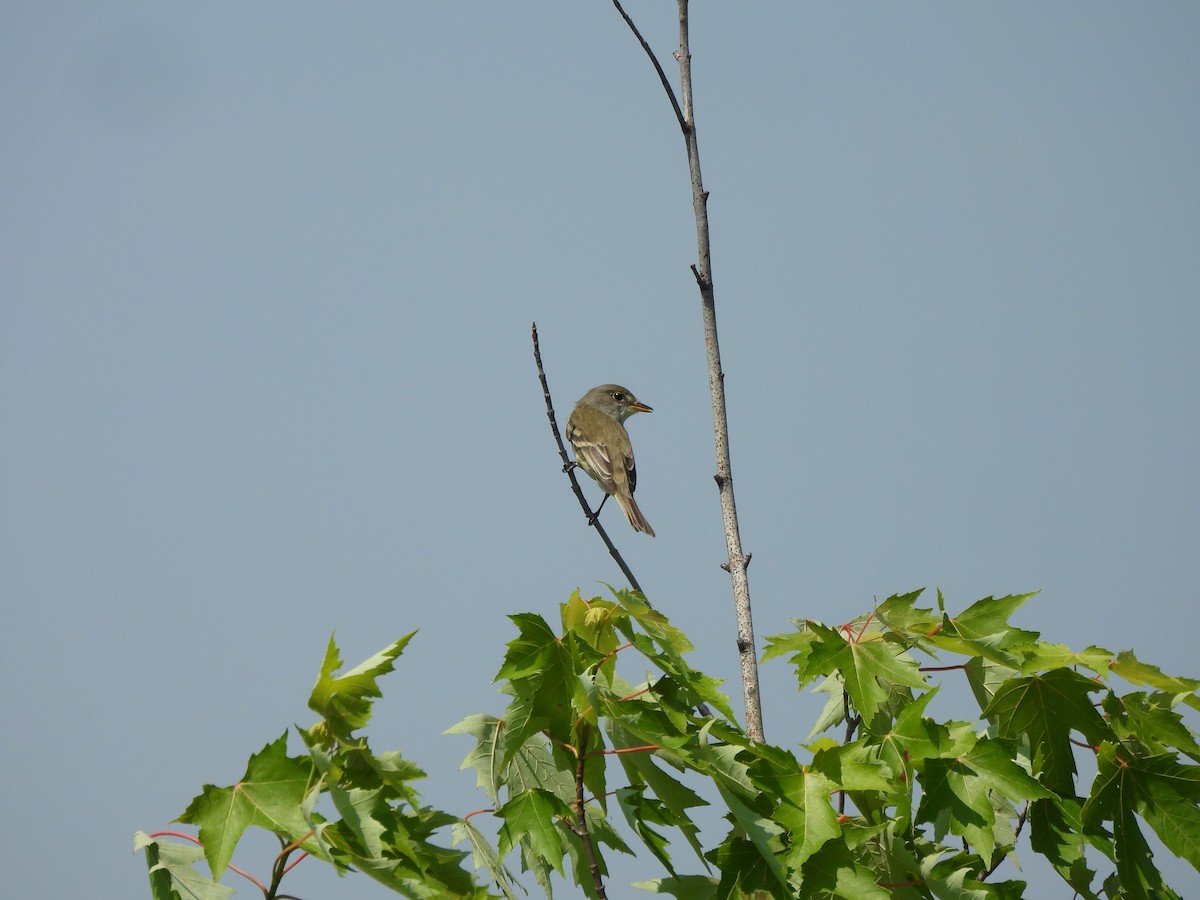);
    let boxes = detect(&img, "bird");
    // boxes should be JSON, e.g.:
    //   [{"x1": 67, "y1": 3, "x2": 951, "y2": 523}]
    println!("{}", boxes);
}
[{"x1": 565, "y1": 384, "x2": 655, "y2": 536}]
